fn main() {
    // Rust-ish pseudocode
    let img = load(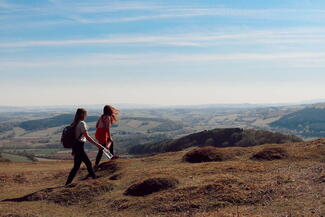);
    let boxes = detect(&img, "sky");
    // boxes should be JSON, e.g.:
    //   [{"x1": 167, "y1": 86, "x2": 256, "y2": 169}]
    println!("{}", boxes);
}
[{"x1": 1, "y1": 0, "x2": 325, "y2": 106}]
